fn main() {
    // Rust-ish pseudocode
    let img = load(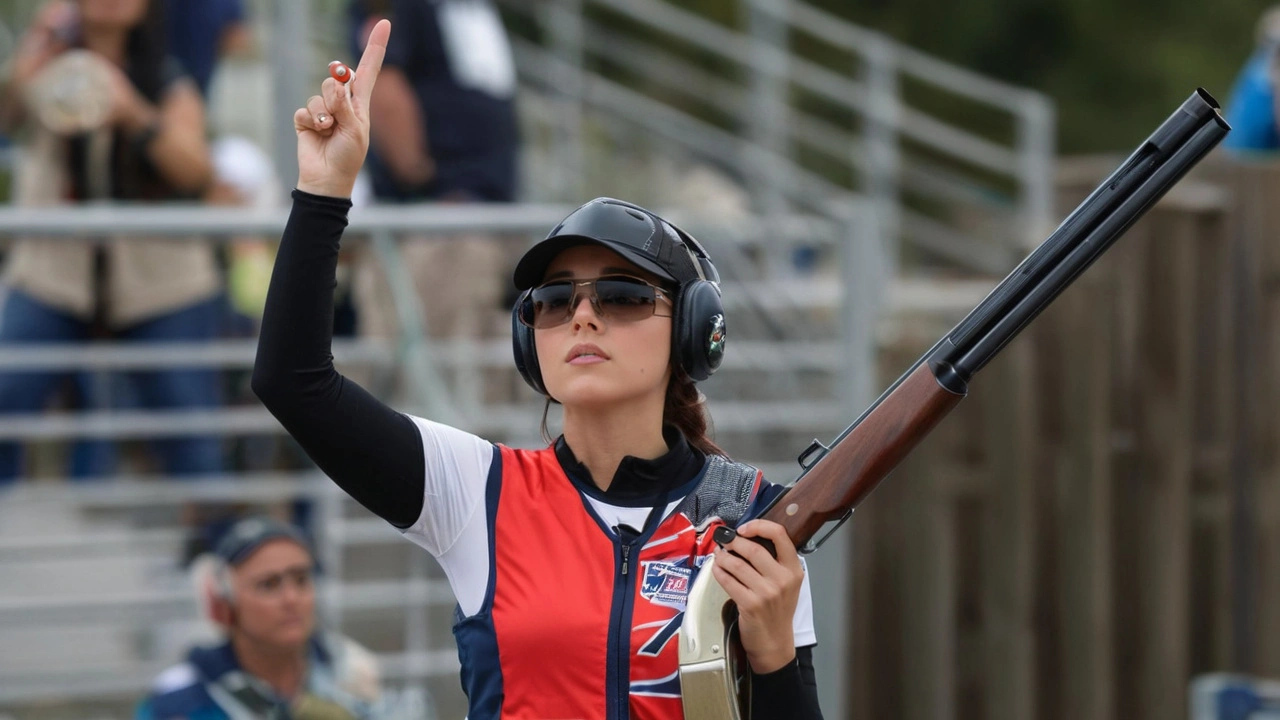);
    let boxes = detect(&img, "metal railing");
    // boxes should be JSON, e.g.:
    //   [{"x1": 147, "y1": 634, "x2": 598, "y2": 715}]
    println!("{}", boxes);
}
[
  {"x1": 0, "y1": 202, "x2": 562, "y2": 714},
  {"x1": 498, "y1": 0, "x2": 1054, "y2": 283}
]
